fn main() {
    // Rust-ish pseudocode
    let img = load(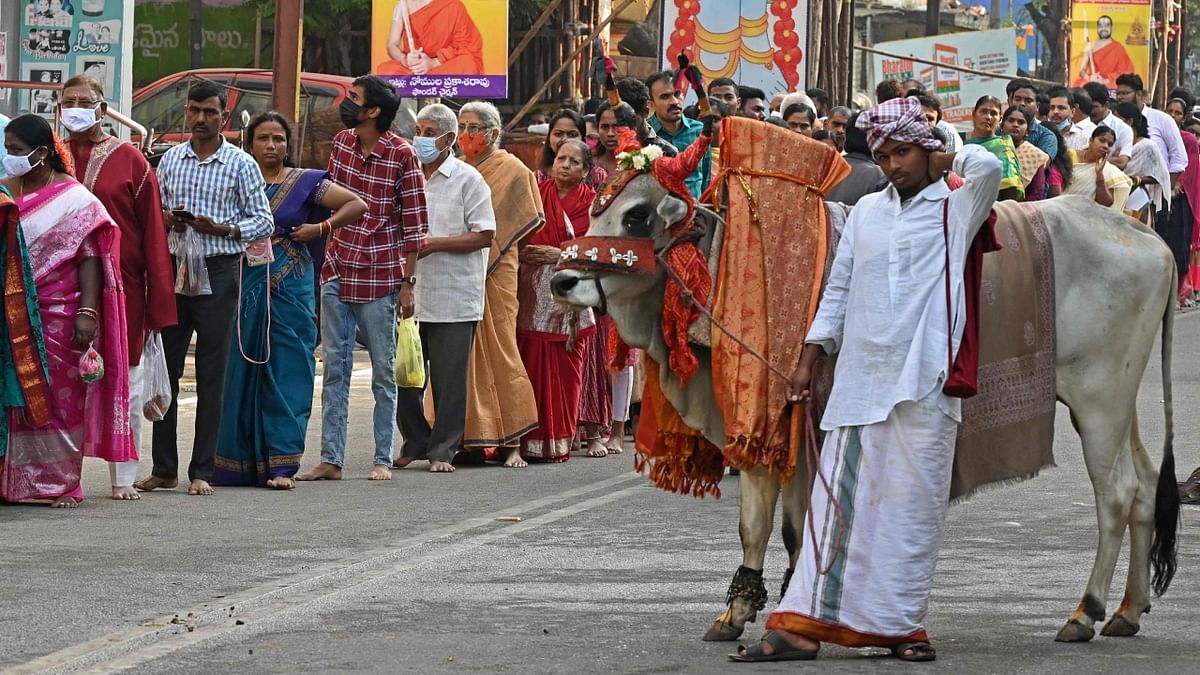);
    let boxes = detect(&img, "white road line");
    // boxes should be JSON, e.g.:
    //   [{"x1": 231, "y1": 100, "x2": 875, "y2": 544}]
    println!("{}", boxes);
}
[
  {"x1": 9, "y1": 473, "x2": 647, "y2": 675},
  {"x1": 175, "y1": 366, "x2": 373, "y2": 407}
]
